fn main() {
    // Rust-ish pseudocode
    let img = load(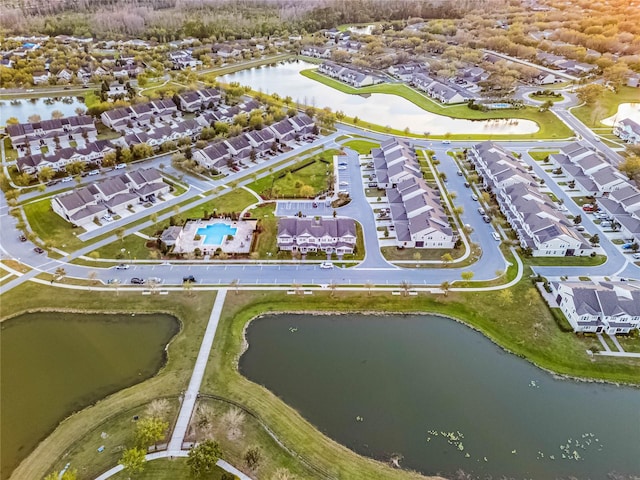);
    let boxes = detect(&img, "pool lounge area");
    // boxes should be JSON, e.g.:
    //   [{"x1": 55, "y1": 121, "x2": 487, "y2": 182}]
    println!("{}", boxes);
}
[{"x1": 173, "y1": 219, "x2": 256, "y2": 255}]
